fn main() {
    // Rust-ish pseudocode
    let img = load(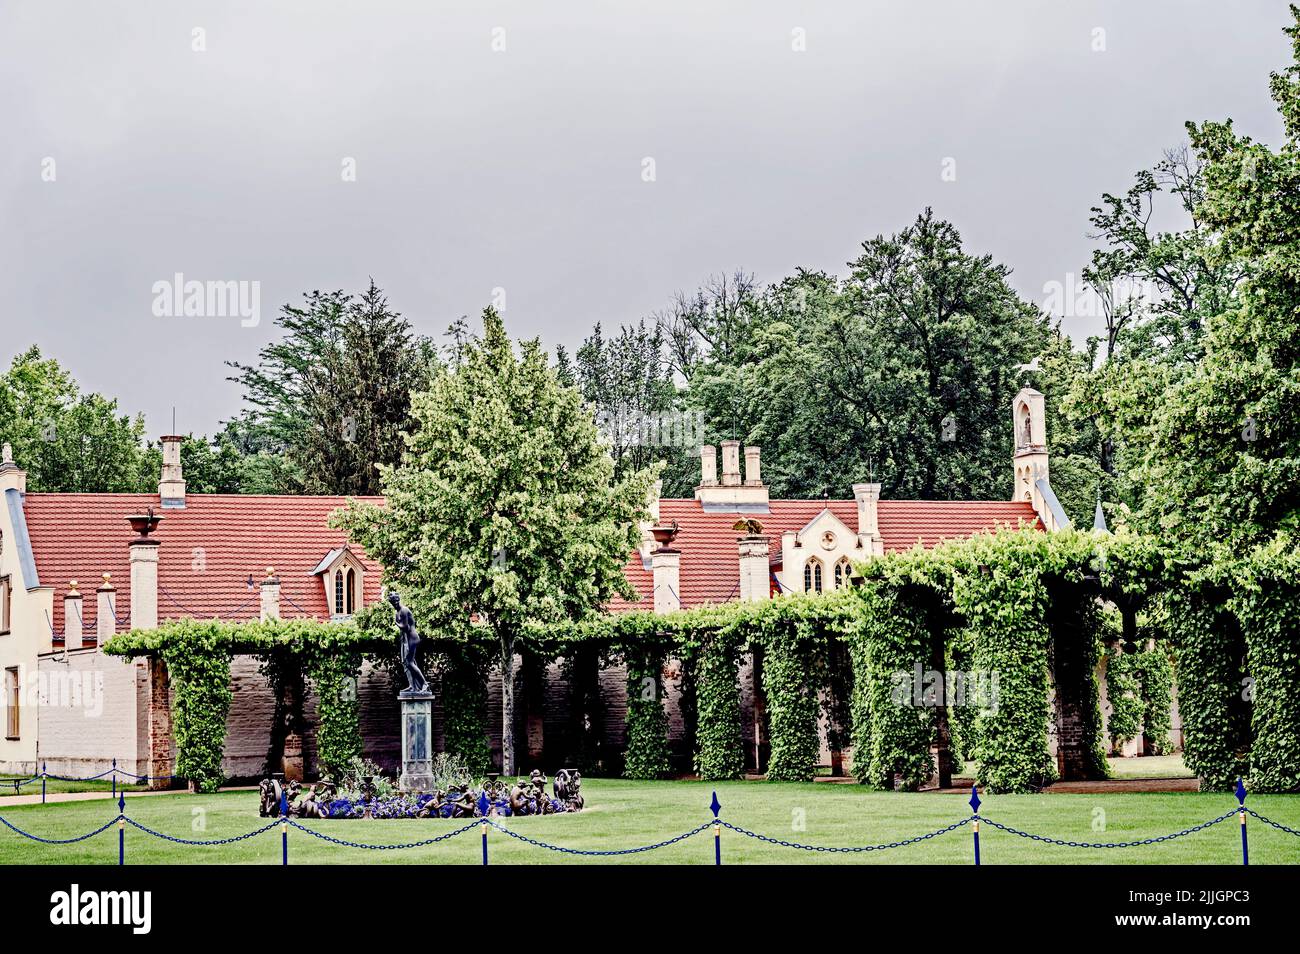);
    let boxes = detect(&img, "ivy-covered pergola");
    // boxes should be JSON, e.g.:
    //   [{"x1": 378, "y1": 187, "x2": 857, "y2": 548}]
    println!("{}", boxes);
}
[{"x1": 104, "y1": 527, "x2": 1300, "y2": 796}]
